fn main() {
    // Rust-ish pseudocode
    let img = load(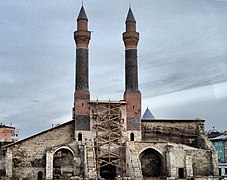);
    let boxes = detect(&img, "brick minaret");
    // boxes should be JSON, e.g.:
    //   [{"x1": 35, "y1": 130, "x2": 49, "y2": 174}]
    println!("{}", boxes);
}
[
  {"x1": 73, "y1": 6, "x2": 91, "y2": 130},
  {"x1": 123, "y1": 8, "x2": 141, "y2": 131}
]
